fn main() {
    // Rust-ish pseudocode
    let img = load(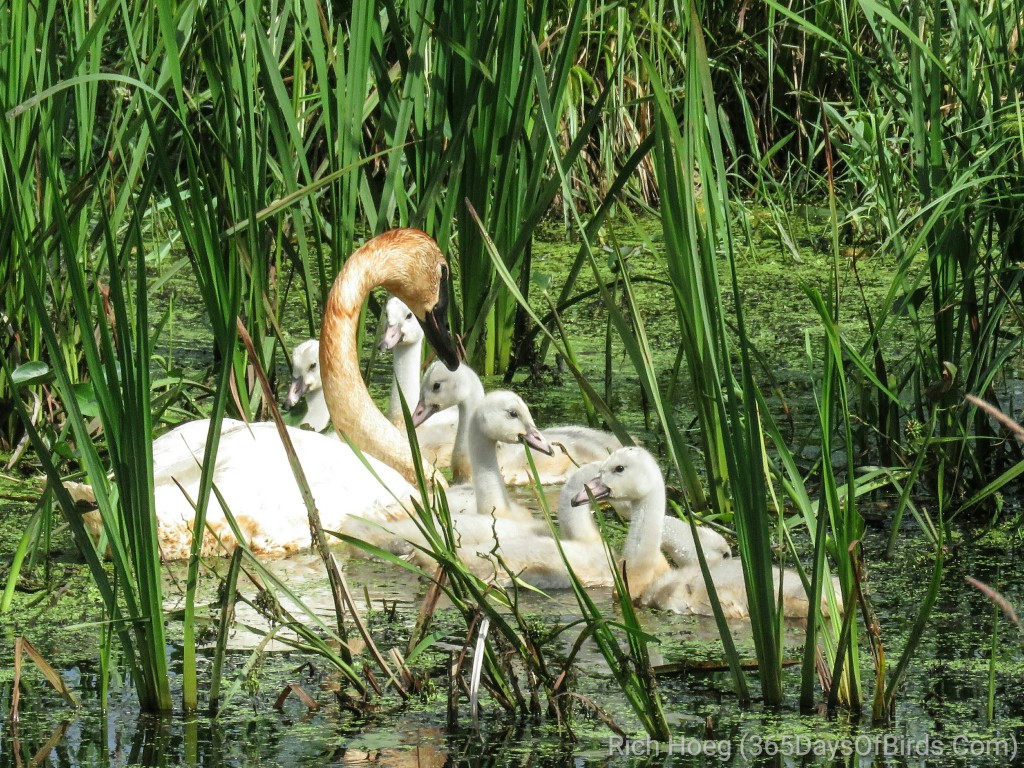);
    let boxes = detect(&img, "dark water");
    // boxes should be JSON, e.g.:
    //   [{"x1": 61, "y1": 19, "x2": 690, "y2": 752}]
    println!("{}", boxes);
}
[
  {"x1": 2, "y1": 221, "x2": 1023, "y2": 766},
  {"x1": 1, "y1": 502, "x2": 1021, "y2": 767}
]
